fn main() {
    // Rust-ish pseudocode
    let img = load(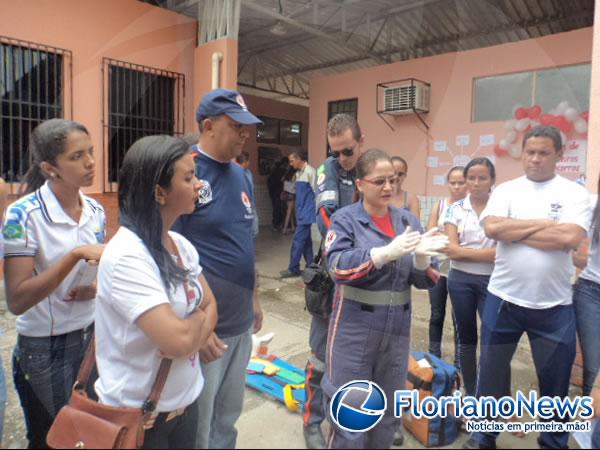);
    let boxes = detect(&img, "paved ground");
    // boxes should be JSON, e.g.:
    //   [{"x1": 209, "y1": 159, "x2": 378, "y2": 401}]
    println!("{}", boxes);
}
[{"x1": 0, "y1": 227, "x2": 582, "y2": 448}]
